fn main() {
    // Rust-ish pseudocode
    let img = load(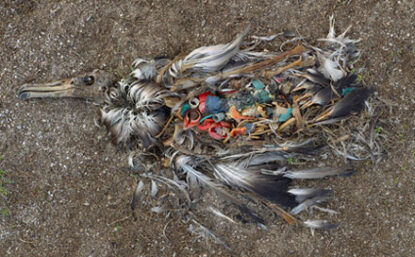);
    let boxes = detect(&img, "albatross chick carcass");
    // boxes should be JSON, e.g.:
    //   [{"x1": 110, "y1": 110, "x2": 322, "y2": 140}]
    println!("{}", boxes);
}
[{"x1": 18, "y1": 17, "x2": 382, "y2": 246}]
